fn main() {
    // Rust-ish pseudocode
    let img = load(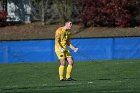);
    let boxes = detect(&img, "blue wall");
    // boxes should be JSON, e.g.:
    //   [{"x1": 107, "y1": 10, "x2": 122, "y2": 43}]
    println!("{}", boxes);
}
[{"x1": 0, "y1": 37, "x2": 140, "y2": 63}]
